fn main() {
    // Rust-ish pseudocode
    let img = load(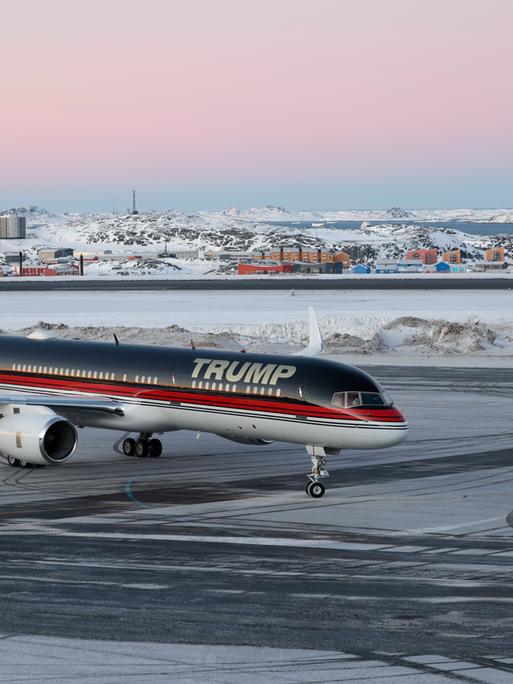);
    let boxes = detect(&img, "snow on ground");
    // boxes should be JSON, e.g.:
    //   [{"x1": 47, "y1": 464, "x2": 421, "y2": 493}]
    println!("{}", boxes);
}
[{"x1": 4, "y1": 289, "x2": 513, "y2": 364}]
